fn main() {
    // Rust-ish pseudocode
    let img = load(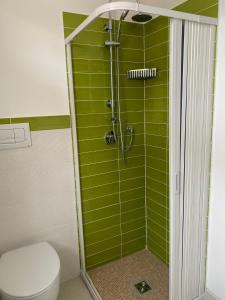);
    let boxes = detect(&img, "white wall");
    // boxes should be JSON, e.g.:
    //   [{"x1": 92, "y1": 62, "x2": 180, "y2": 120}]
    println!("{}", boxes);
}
[
  {"x1": 0, "y1": 129, "x2": 80, "y2": 282},
  {"x1": 0, "y1": 0, "x2": 183, "y2": 118},
  {"x1": 206, "y1": 0, "x2": 225, "y2": 299}
]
